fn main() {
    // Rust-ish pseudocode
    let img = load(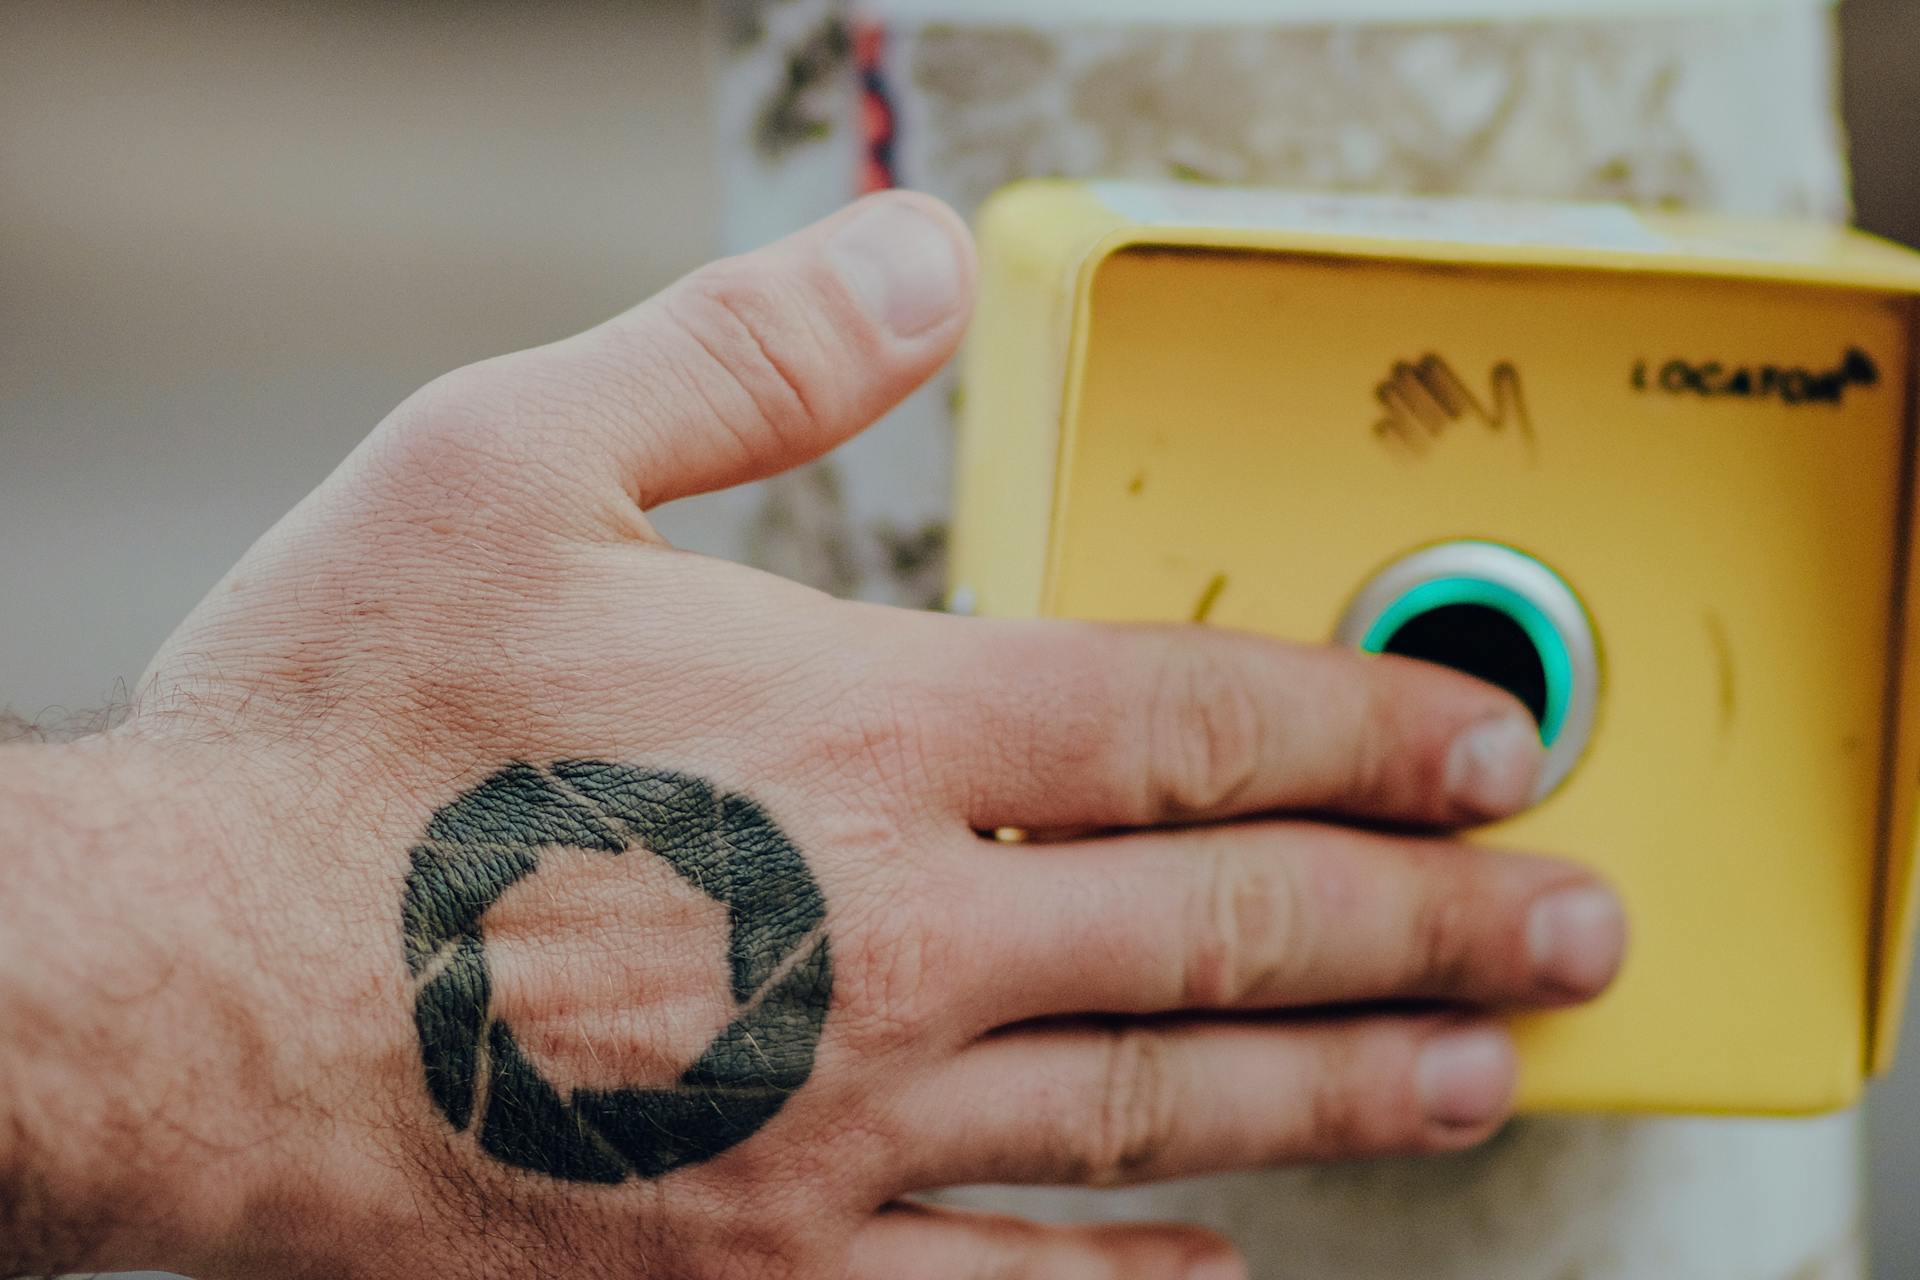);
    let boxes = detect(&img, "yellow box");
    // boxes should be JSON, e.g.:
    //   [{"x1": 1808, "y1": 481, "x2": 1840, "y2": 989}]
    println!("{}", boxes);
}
[{"x1": 951, "y1": 180, "x2": 1920, "y2": 1114}]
